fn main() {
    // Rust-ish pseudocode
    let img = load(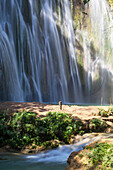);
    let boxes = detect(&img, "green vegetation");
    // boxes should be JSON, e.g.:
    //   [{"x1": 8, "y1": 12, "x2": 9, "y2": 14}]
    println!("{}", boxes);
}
[
  {"x1": 87, "y1": 143, "x2": 113, "y2": 169},
  {"x1": 108, "y1": 107, "x2": 113, "y2": 116},
  {"x1": 0, "y1": 111, "x2": 108, "y2": 150},
  {"x1": 98, "y1": 108, "x2": 113, "y2": 117},
  {"x1": 107, "y1": 0, "x2": 113, "y2": 7},
  {"x1": 89, "y1": 118, "x2": 107, "y2": 132},
  {"x1": 99, "y1": 108, "x2": 109, "y2": 117},
  {"x1": 0, "y1": 111, "x2": 84, "y2": 149}
]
